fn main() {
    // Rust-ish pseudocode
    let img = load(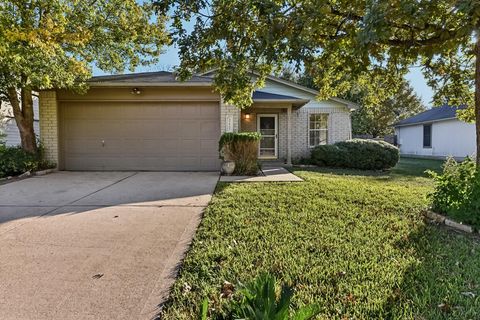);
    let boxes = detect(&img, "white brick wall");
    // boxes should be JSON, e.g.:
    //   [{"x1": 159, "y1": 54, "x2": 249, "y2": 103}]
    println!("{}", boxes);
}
[
  {"x1": 241, "y1": 107, "x2": 352, "y2": 161},
  {"x1": 290, "y1": 107, "x2": 352, "y2": 159},
  {"x1": 220, "y1": 100, "x2": 241, "y2": 133},
  {"x1": 39, "y1": 91, "x2": 59, "y2": 166}
]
